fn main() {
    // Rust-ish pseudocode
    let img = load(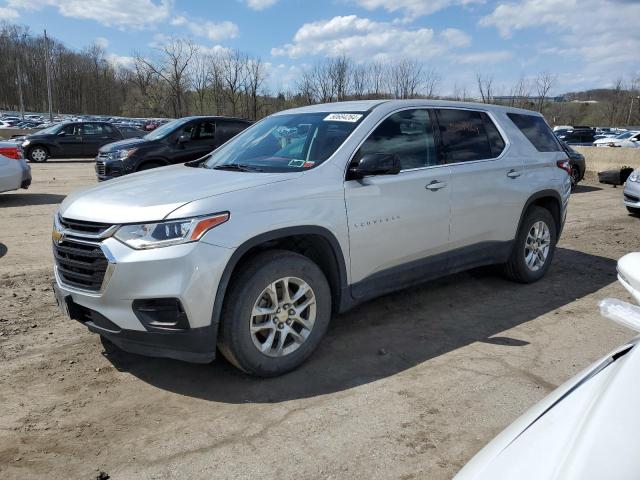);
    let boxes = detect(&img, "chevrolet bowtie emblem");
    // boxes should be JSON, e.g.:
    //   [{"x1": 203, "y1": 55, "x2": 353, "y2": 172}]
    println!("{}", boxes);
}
[{"x1": 52, "y1": 228, "x2": 64, "y2": 244}]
